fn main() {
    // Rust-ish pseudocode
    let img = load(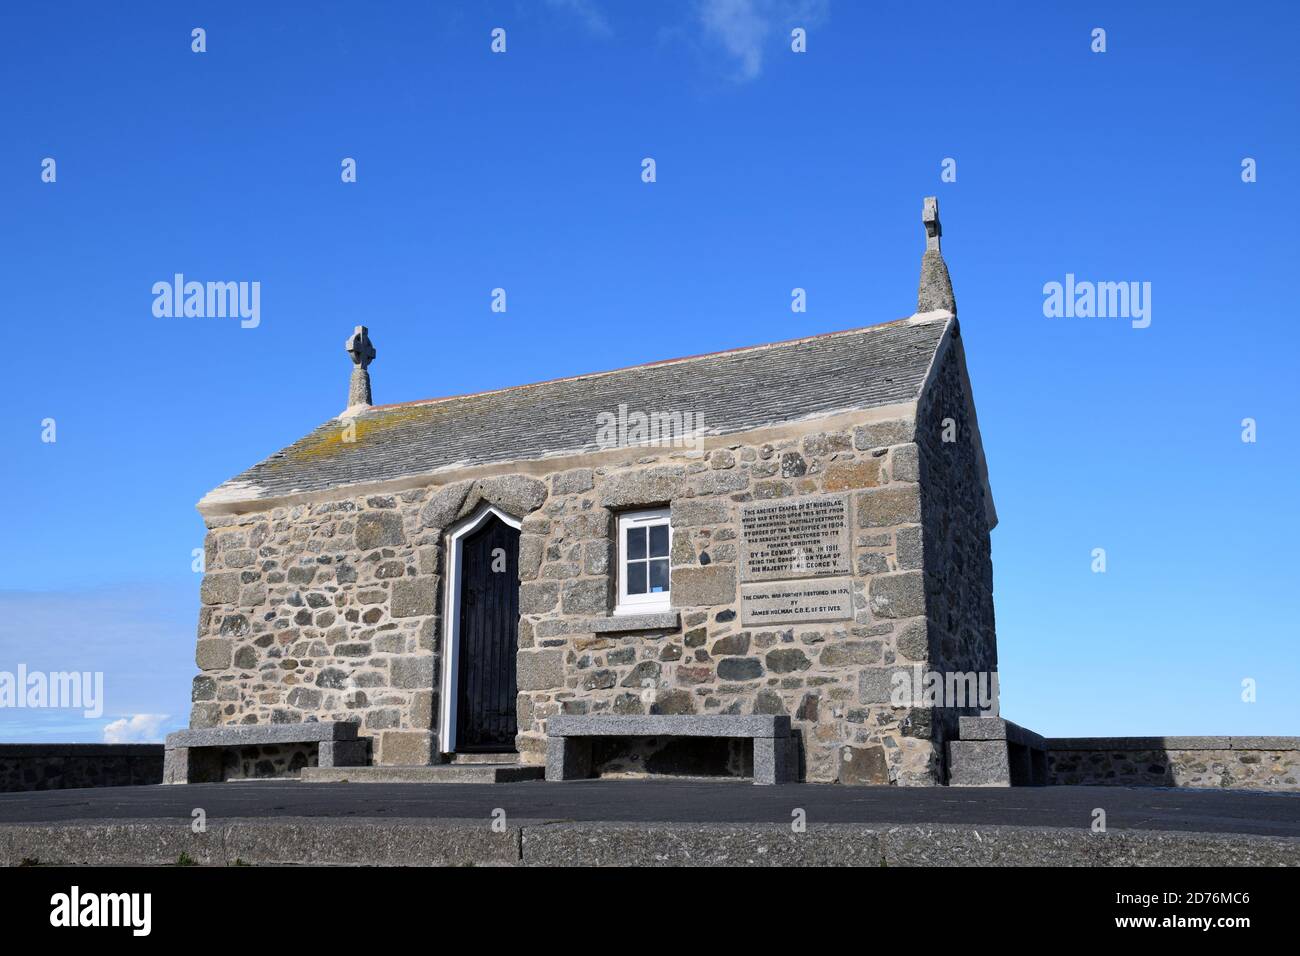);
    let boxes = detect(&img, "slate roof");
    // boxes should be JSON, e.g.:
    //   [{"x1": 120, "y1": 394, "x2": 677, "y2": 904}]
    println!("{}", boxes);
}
[{"x1": 201, "y1": 316, "x2": 952, "y2": 507}]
